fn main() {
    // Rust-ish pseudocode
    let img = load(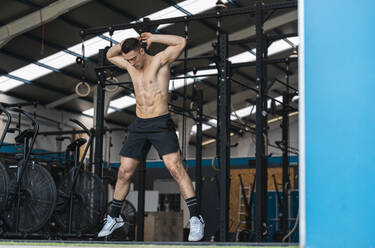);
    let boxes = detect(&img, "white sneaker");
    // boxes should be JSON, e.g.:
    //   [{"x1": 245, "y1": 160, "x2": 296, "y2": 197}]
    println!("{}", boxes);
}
[
  {"x1": 188, "y1": 215, "x2": 205, "y2": 241},
  {"x1": 97, "y1": 215, "x2": 124, "y2": 237}
]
